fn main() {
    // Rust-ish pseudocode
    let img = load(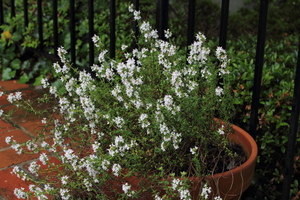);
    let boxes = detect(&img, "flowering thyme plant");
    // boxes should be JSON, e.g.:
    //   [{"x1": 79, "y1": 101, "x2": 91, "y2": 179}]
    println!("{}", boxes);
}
[{"x1": 4, "y1": 6, "x2": 237, "y2": 200}]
